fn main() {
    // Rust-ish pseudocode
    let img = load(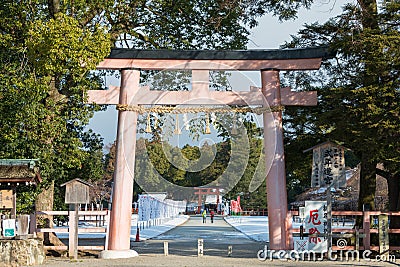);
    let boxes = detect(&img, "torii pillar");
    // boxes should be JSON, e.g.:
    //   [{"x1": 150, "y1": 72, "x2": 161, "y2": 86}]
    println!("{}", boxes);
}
[
  {"x1": 262, "y1": 69, "x2": 289, "y2": 250},
  {"x1": 100, "y1": 69, "x2": 140, "y2": 258},
  {"x1": 87, "y1": 47, "x2": 334, "y2": 257}
]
